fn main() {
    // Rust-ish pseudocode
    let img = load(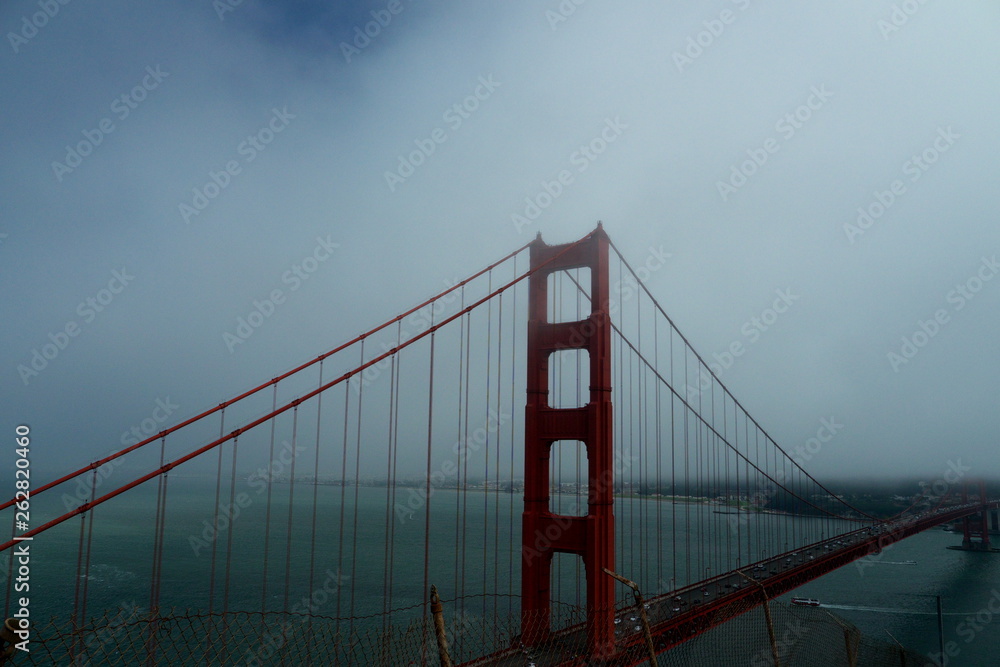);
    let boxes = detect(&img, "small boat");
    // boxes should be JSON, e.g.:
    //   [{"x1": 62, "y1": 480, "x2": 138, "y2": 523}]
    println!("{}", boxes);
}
[{"x1": 791, "y1": 597, "x2": 821, "y2": 607}]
